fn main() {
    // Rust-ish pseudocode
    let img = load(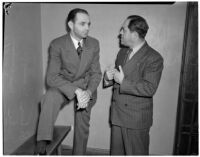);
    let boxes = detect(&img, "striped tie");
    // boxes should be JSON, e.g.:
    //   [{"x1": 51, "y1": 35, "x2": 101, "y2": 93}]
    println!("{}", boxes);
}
[{"x1": 77, "y1": 42, "x2": 83, "y2": 59}]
